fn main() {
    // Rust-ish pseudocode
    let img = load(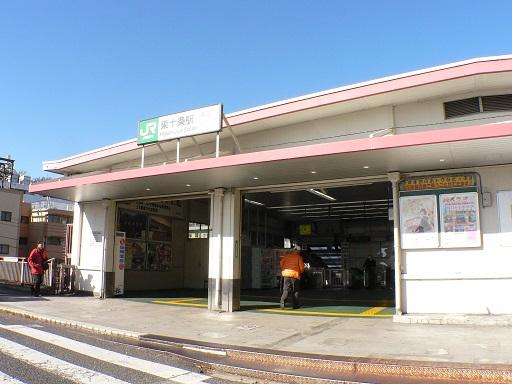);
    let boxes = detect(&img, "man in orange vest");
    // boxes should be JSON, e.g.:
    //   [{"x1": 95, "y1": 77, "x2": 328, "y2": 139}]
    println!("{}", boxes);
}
[{"x1": 280, "y1": 244, "x2": 305, "y2": 309}]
